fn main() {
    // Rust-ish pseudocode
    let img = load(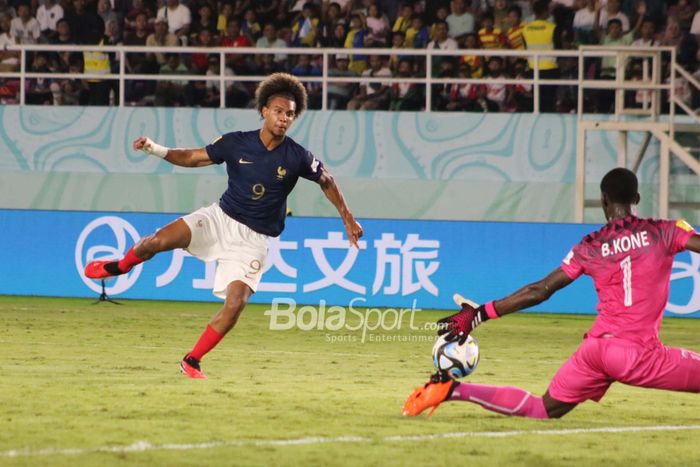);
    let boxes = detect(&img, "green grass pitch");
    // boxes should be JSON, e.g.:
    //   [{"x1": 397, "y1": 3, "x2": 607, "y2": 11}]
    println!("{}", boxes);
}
[{"x1": 1, "y1": 296, "x2": 699, "y2": 466}]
